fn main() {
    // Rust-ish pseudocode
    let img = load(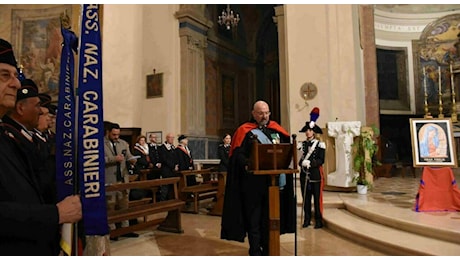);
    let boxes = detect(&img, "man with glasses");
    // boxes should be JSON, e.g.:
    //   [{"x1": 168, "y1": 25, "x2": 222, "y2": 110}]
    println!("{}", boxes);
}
[
  {"x1": 0, "y1": 38, "x2": 81, "y2": 255},
  {"x1": 221, "y1": 100, "x2": 296, "y2": 256}
]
